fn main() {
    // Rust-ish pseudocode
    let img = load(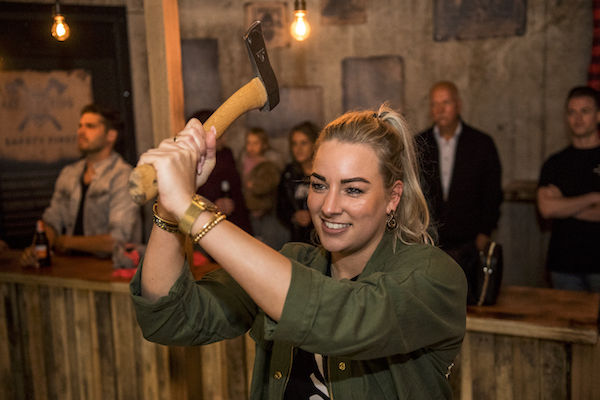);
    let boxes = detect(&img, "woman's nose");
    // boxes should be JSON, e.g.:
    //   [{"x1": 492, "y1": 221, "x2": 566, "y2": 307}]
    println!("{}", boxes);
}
[{"x1": 321, "y1": 189, "x2": 342, "y2": 216}]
